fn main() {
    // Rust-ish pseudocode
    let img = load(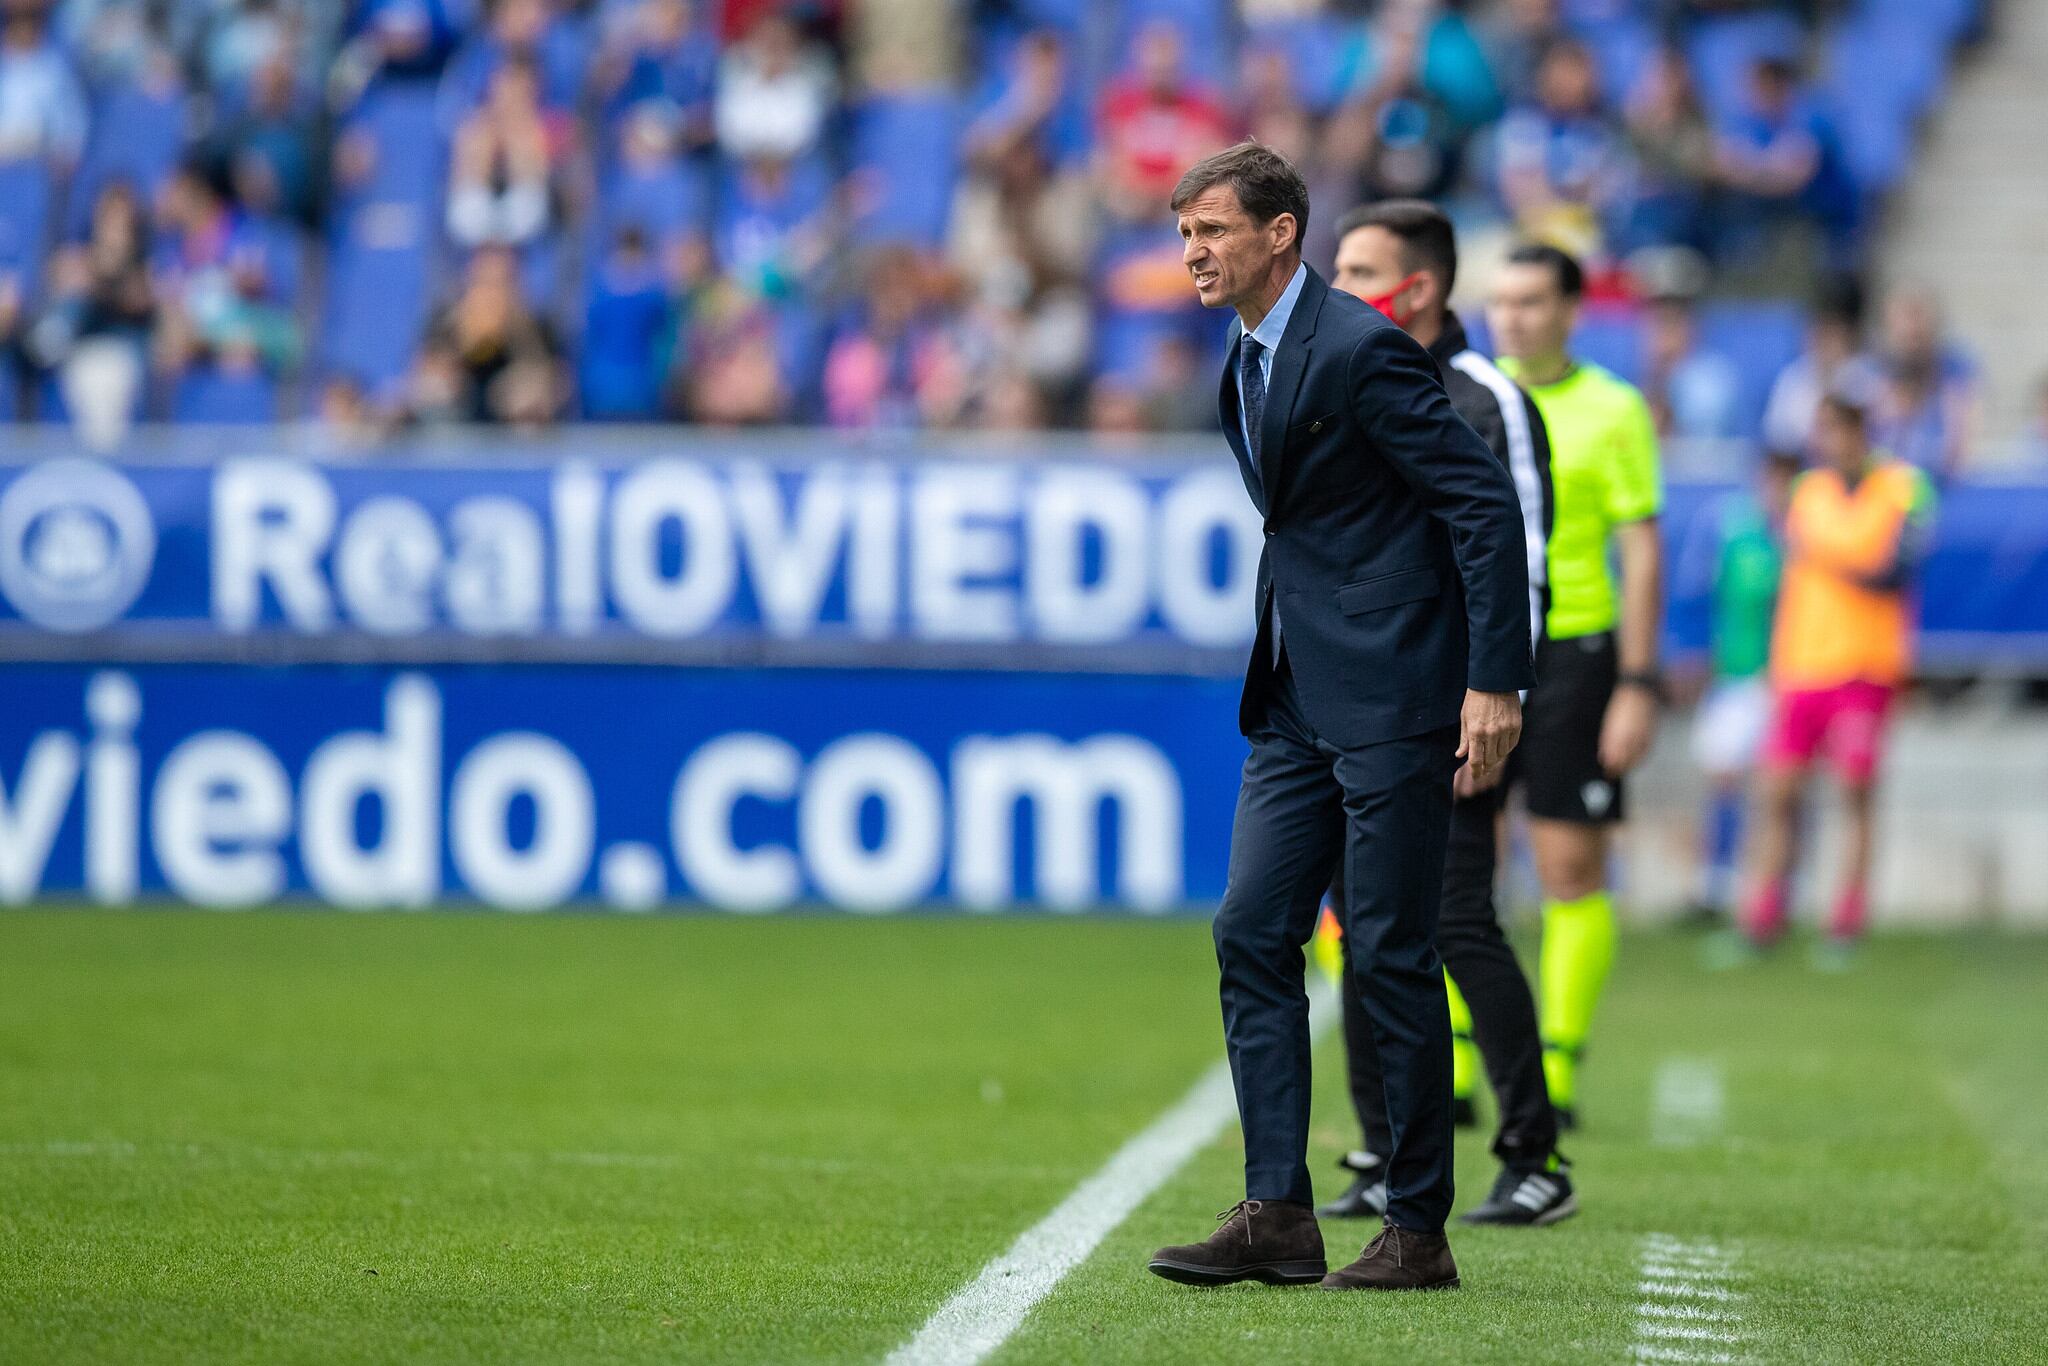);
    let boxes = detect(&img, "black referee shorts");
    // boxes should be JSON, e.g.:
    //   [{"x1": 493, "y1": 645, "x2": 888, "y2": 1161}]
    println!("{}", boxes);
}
[{"x1": 1519, "y1": 630, "x2": 1625, "y2": 825}]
